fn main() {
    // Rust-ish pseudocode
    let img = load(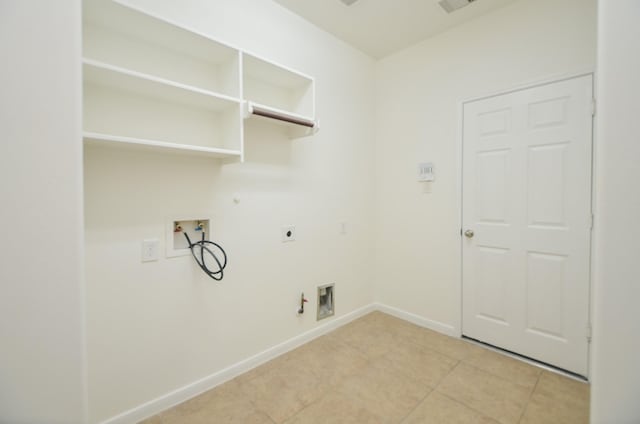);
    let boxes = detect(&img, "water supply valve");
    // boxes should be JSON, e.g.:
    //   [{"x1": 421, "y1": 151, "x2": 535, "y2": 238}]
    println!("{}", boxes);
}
[{"x1": 297, "y1": 292, "x2": 308, "y2": 315}]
